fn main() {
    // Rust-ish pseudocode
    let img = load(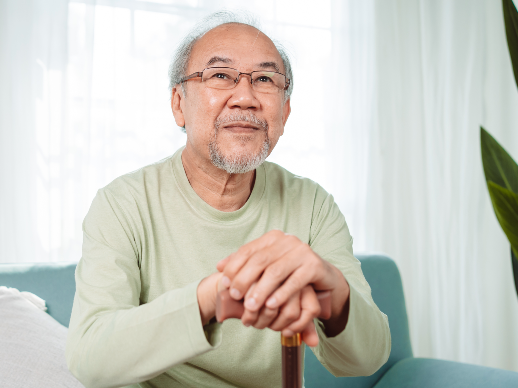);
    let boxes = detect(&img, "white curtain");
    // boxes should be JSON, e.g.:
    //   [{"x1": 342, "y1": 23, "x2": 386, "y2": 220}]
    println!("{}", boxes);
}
[
  {"x1": 1, "y1": 0, "x2": 518, "y2": 374},
  {"x1": 0, "y1": 0, "x2": 70, "y2": 264},
  {"x1": 367, "y1": 0, "x2": 518, "y2": 372}
]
